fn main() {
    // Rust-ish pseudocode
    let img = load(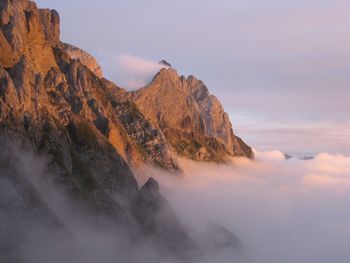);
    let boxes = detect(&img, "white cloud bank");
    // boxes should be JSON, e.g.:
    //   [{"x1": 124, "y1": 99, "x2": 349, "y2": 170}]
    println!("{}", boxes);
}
[
  {"x1": 140, "y1": 150, "x2": 350, "y2": 263},
  {"x1": 3, "y1": 143, "x2": 349, "y2": 263}
]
